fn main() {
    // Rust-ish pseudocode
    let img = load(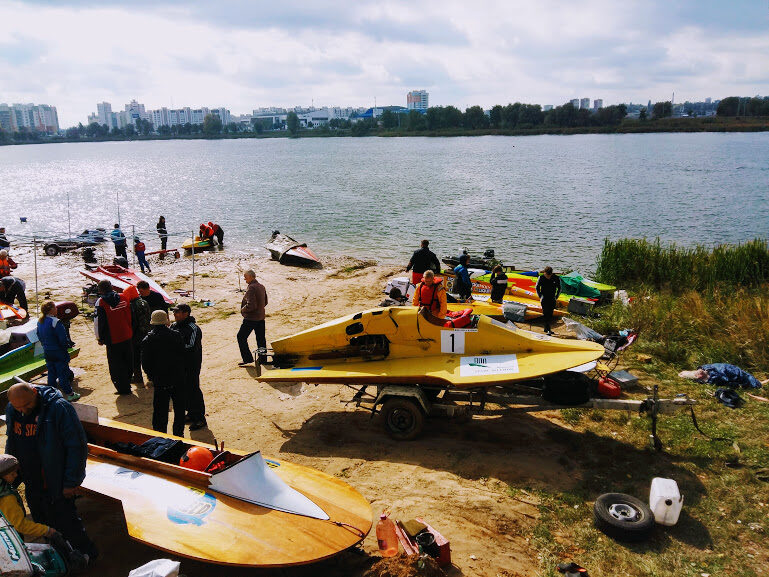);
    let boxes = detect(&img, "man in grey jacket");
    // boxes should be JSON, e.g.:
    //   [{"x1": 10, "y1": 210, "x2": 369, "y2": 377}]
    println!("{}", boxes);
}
[{"x1": 237, "y1": 270, "x2": 268, "y2": 366}]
